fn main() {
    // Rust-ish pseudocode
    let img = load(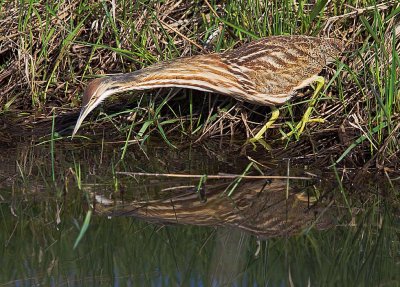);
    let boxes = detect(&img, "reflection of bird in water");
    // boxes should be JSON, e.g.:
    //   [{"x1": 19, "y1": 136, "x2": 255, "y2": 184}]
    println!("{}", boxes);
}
[
  {"x1": 72, "y1": 36, "x2": 343, "y2": 140},
  {"x1": 92, "y1": 179, "x2": 336, "y2": 238}
]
